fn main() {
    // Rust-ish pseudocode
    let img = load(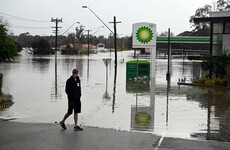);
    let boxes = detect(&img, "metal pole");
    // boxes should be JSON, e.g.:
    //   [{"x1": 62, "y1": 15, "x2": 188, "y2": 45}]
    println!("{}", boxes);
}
[
  {"x1": 88, "y1": 30, "x2": 90, "y2": 56},
  {"x1": 114, "y1": 16, "x2": 117, "y2": 66},
  {"x1": 167, "y1": 28, "x2": 171, "y2": 81},
  {"x1": 106, "y1": 60, "x2": 108, "y2": 92},
  {"x1": 136, "y1": 54, "x2": 139, "y2": 112}
]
